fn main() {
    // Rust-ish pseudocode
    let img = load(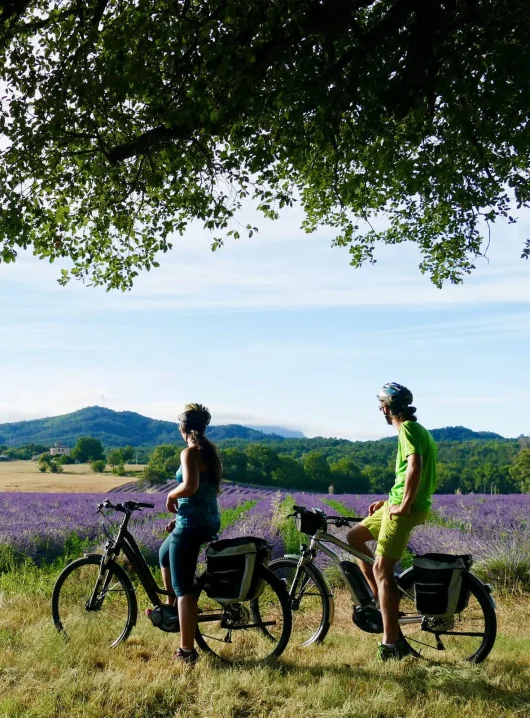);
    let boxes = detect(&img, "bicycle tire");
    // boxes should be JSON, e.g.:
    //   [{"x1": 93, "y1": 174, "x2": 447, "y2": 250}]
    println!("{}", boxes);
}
[
  {"x1": 397, "y1": 568, "x2": 497, "y2": 663},
  {"x1": 52, "y1": 555, "x2": 137, "y2": 648},
  {"x1": 194, "y1": 565, "x2": 292, "y2": 662},
  {"x1": 269, "y1": 557, "x2": 332, "y2": 646}
]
